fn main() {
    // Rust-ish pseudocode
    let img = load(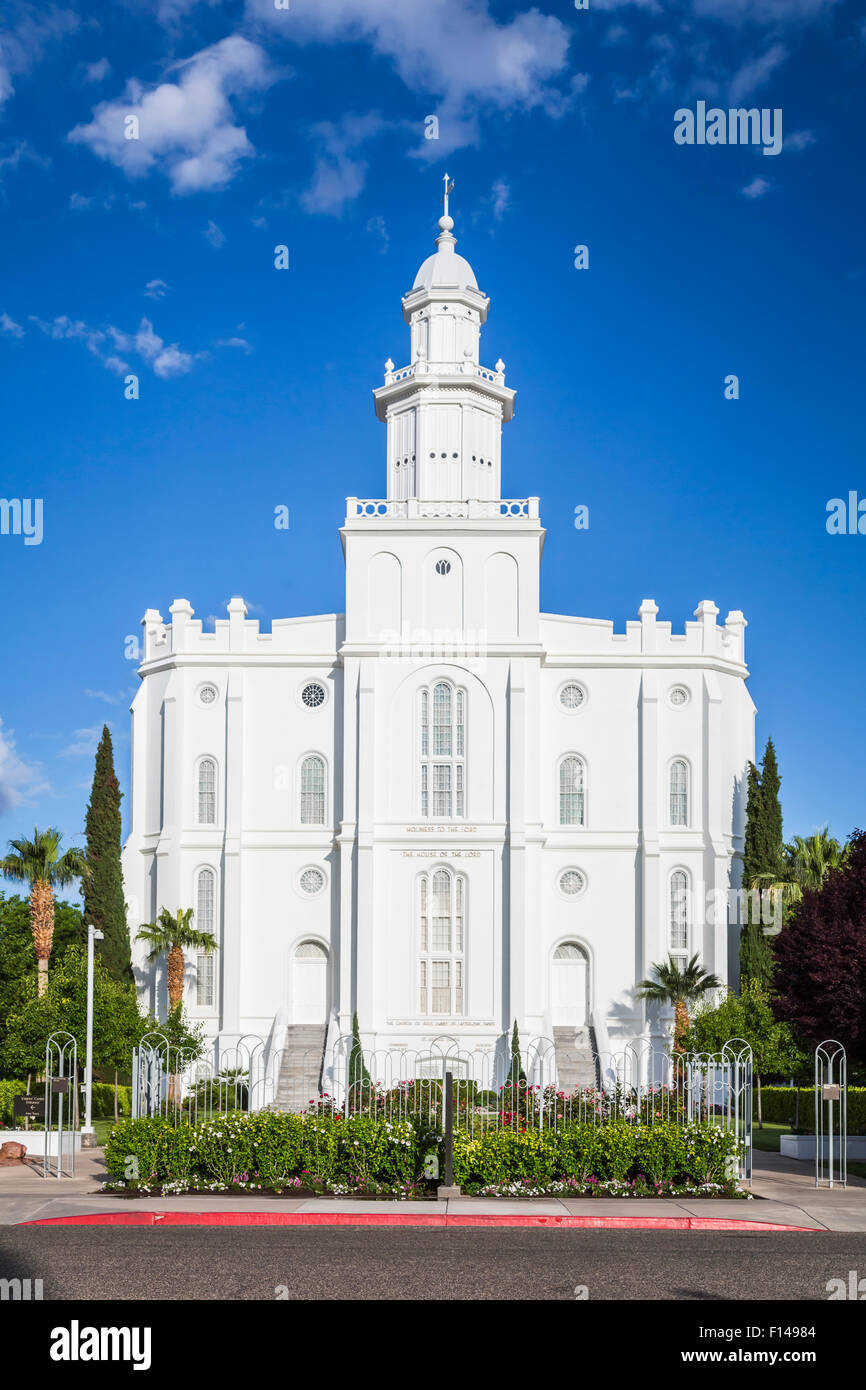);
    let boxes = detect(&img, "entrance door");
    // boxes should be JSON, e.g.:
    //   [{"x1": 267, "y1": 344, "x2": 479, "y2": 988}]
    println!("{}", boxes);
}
[
  {"x1": 552, "y1": 943, "x2": 589, "y2": 1026},
  {"x1": 292, "y1": 941, "x2": 328, "y2": 1024}
]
